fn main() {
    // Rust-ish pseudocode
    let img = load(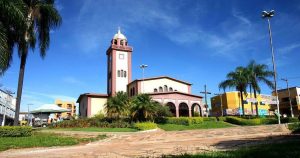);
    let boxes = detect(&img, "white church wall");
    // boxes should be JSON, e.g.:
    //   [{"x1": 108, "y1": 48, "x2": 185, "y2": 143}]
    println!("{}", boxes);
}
[
  {"x1": 115, "y1": 51, "x2": 128, "y2": 92},
  {"x1": 90, "y1": 98, "x2": 107, "y2": 117},
  {"x1": 142, "y1": 78, "x2": 189, "y2": 93}
]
